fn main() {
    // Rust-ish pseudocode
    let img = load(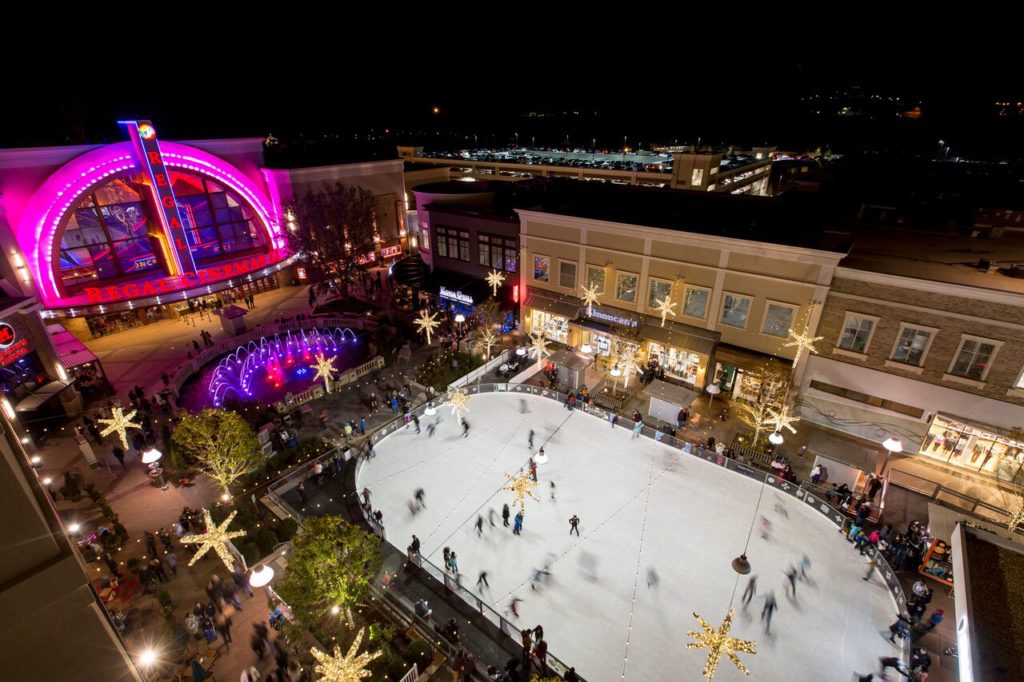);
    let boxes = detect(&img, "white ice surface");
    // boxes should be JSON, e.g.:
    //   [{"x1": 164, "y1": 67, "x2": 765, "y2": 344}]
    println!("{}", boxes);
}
[{"x1": 359, "y1": 393, "x2": 898, "y2": 681}]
